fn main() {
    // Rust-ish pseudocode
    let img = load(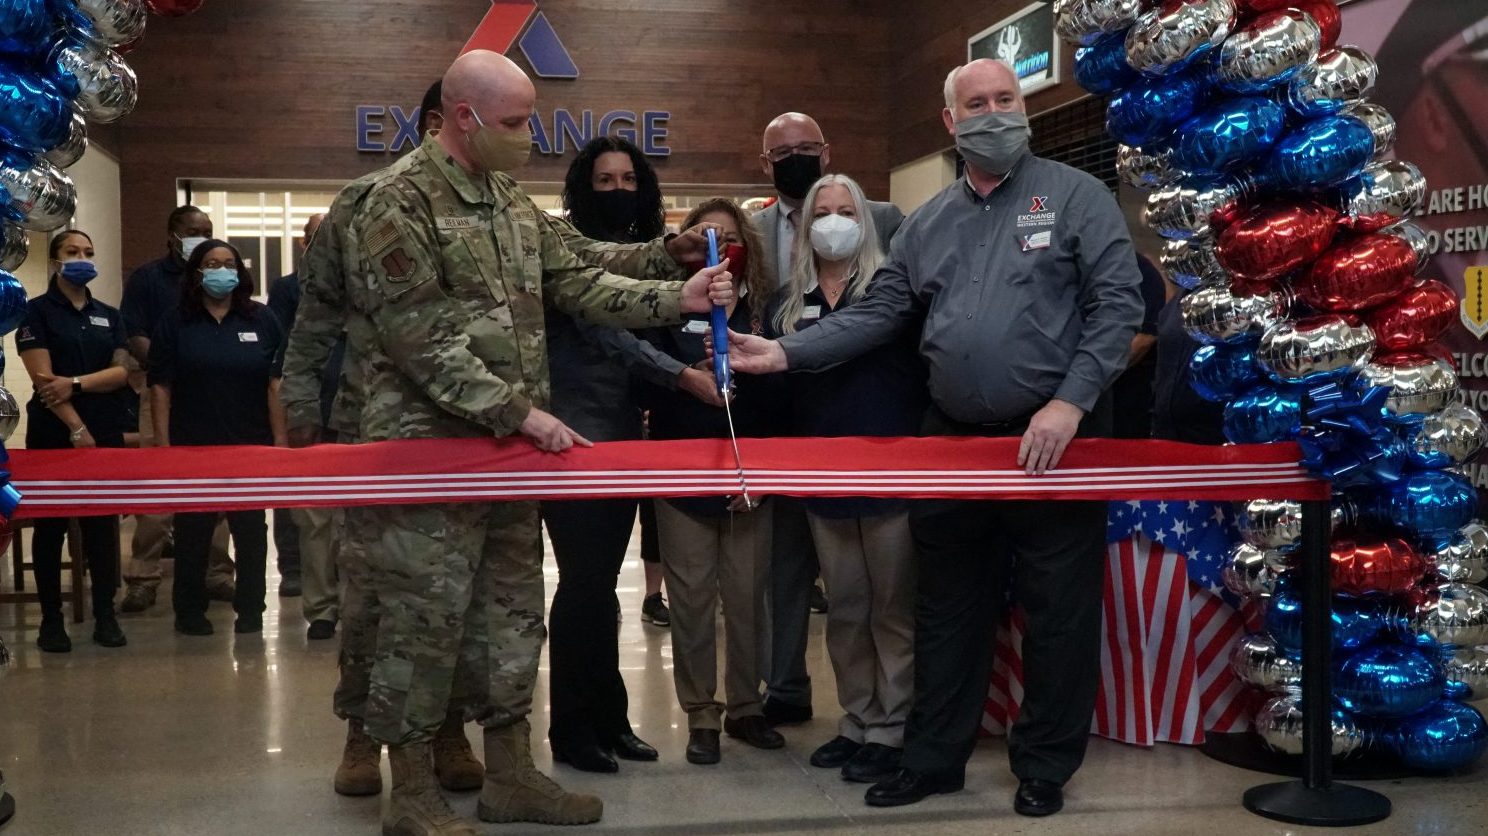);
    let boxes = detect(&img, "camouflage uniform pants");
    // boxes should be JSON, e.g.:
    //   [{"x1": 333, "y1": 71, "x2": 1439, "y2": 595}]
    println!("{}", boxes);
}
[{"x1": 339, "y1": 501, "x2": 546, "y2": 746}]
